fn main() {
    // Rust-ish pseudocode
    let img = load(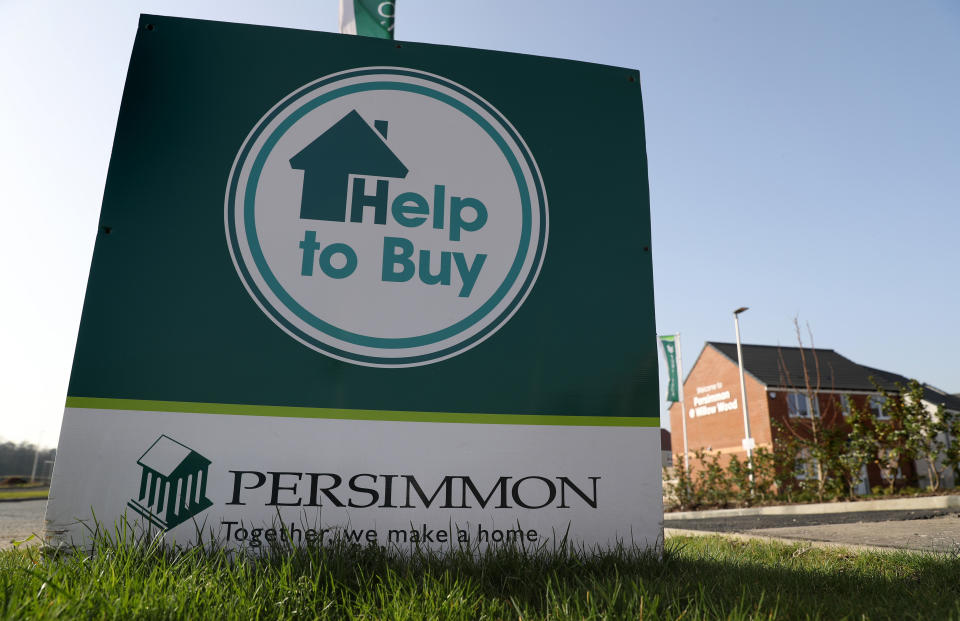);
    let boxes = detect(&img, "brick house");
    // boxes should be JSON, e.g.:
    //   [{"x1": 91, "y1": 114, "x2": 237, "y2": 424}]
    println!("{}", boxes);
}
[{"x1": 669, "y1": 342, "x2": 960, "y2": 492}]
